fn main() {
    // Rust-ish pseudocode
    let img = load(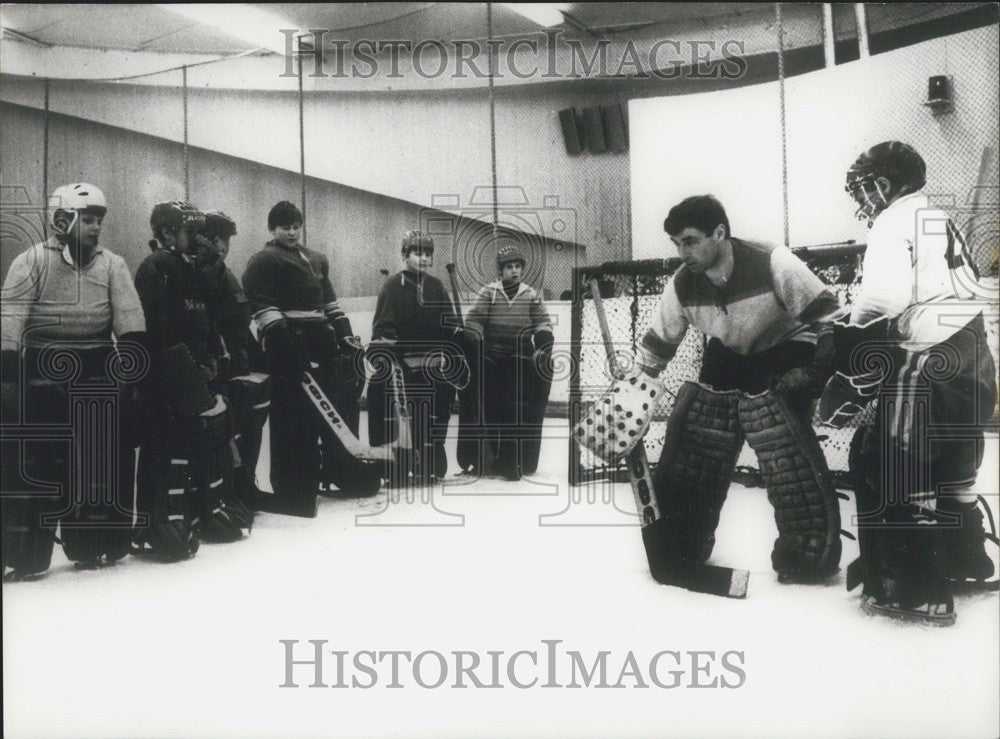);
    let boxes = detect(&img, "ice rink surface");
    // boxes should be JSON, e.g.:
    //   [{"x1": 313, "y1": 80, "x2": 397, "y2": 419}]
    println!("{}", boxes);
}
[{"x1": 3, "y1": 418, "x2": 998, "y2": 739}]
